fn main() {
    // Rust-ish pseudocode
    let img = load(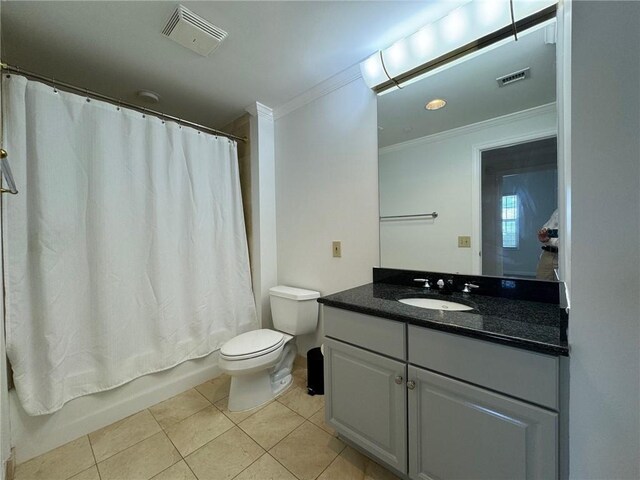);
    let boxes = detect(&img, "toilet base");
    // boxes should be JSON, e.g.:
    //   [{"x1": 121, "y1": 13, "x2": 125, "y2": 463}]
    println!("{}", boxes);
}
[
  {"x1": 227, "y1": 370, "x2": 275, "y2": 412},
  {"x1": 226, "y1": 342, "x2": 297, "y2": 412}
]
